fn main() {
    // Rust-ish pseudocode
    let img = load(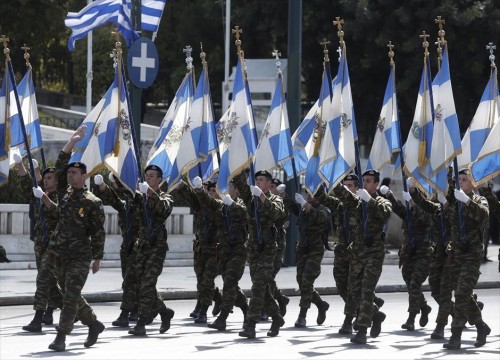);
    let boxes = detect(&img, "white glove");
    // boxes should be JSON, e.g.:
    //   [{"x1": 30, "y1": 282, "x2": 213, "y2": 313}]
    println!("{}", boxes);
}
[
  {"x1": 139, "y1": 181, "x2": 149, "y2": 194},
  {"x1": 294, "y1": 193, "x2": 307, "y2": 206},
  {"x1": 222, "y1": 194, "x2": 234, "y2": 206},
  {"x1": 251, "y1": 185, "x2": 263, "y2": 197},
  {"x1": 94, "y1": 174, "x2": 104, "y2": 186},
  {"x1": 454, "y1": 189, "x2": 470, "y2": 204},
  {"x1": 379, "y1": 185, "x2": 389, "y2": 195},
  {"x1": 33, "y1": 186, "x2": 44, "y2": 199},
  {"x1": 277, "y1": 184, "x2": 286, "y2": 194},
  {"x1": 108, "y1": 173, "x2": 116, "y2": 183},
  {"x1": 32, "y1": 159, "x2": 39, "y2": 169},
  {"x1": 402, "y1": 191, "x2": 412, "y2": 202},
  {"x1": 356, "y1": 188, "x2": 372, "y2": 202},
  {"x1": 437, "y1": 192, "x2": 448, "y2": 205},
  {"x1": 13, "y1": 153, "x2": 22, "y2": 164},
  {"x1": 192, "y1": 176, "x2": 203, "y2": 189},
  {"x1": 406, "y1": 177, "x2": 415, "y2": 188}
]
